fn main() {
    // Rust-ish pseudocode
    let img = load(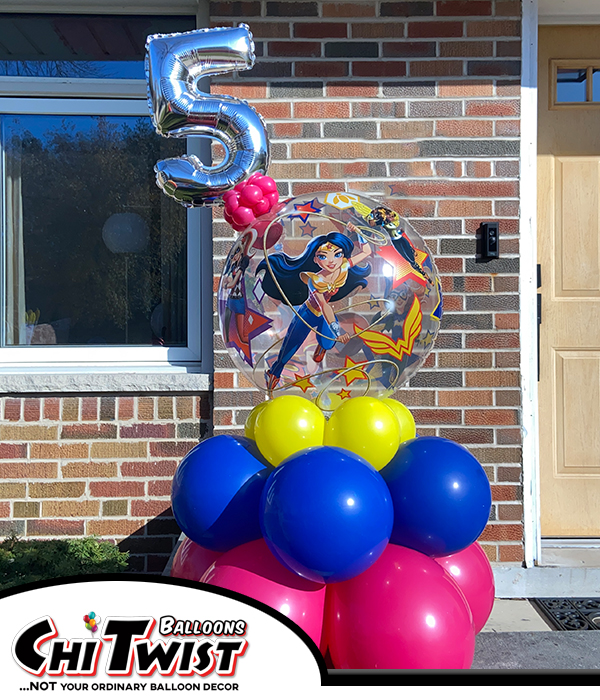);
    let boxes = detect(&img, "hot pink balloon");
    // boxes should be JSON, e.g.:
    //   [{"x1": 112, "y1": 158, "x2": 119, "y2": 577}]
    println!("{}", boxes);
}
[
  {"x1": 434, "y1": 541, "x2": 495, "y2": 634},
  {"x1": 201, "y1": 539, "x2": 326, "y2": 647},
  {"x1": 232, "y1": 206, "x2": 255, "y2": 228},
  {"x1": 239, "y1": 184, "x2": 264, "y2": 208},
  {"x1": 252, "y1": 198, "x2": 270, "y2": 217},
  {"x1": 171, "y1": 537, "x2": 221, "y2": 581},
  {"x1": 325, "y1": 544, "x2": 475, "y2": 670}
]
